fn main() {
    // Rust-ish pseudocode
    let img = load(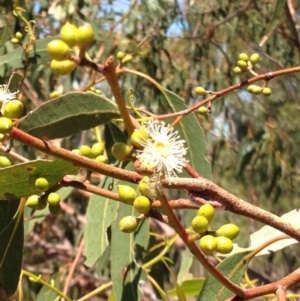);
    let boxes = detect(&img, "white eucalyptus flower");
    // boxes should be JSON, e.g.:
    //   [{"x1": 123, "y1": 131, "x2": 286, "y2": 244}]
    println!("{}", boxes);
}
[
  {"x1": 0, "y1": 85, "x2": 18, "y2": 104},
  {"x1": 136, "y1": 120, "x2": 187, "y2": 181}
]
